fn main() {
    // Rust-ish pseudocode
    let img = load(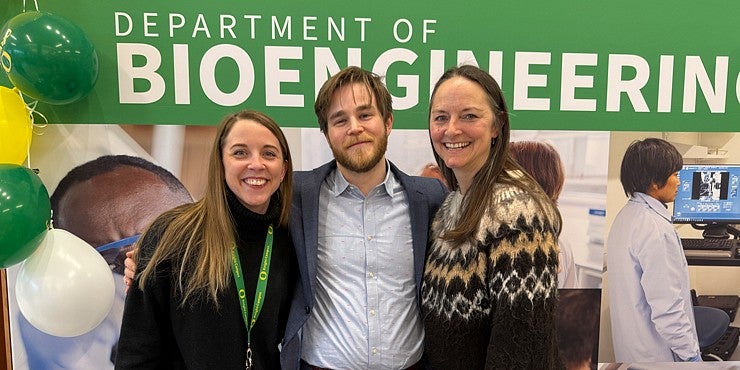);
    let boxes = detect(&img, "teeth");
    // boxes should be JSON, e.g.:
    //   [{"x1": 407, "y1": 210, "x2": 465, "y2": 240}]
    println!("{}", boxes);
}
[
  {"x1": 445, "y1": 142, "x2": 469, "y2": 149},
  {"x1": 245, "y1": 178, "x2": 266, "y2": 186}
]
